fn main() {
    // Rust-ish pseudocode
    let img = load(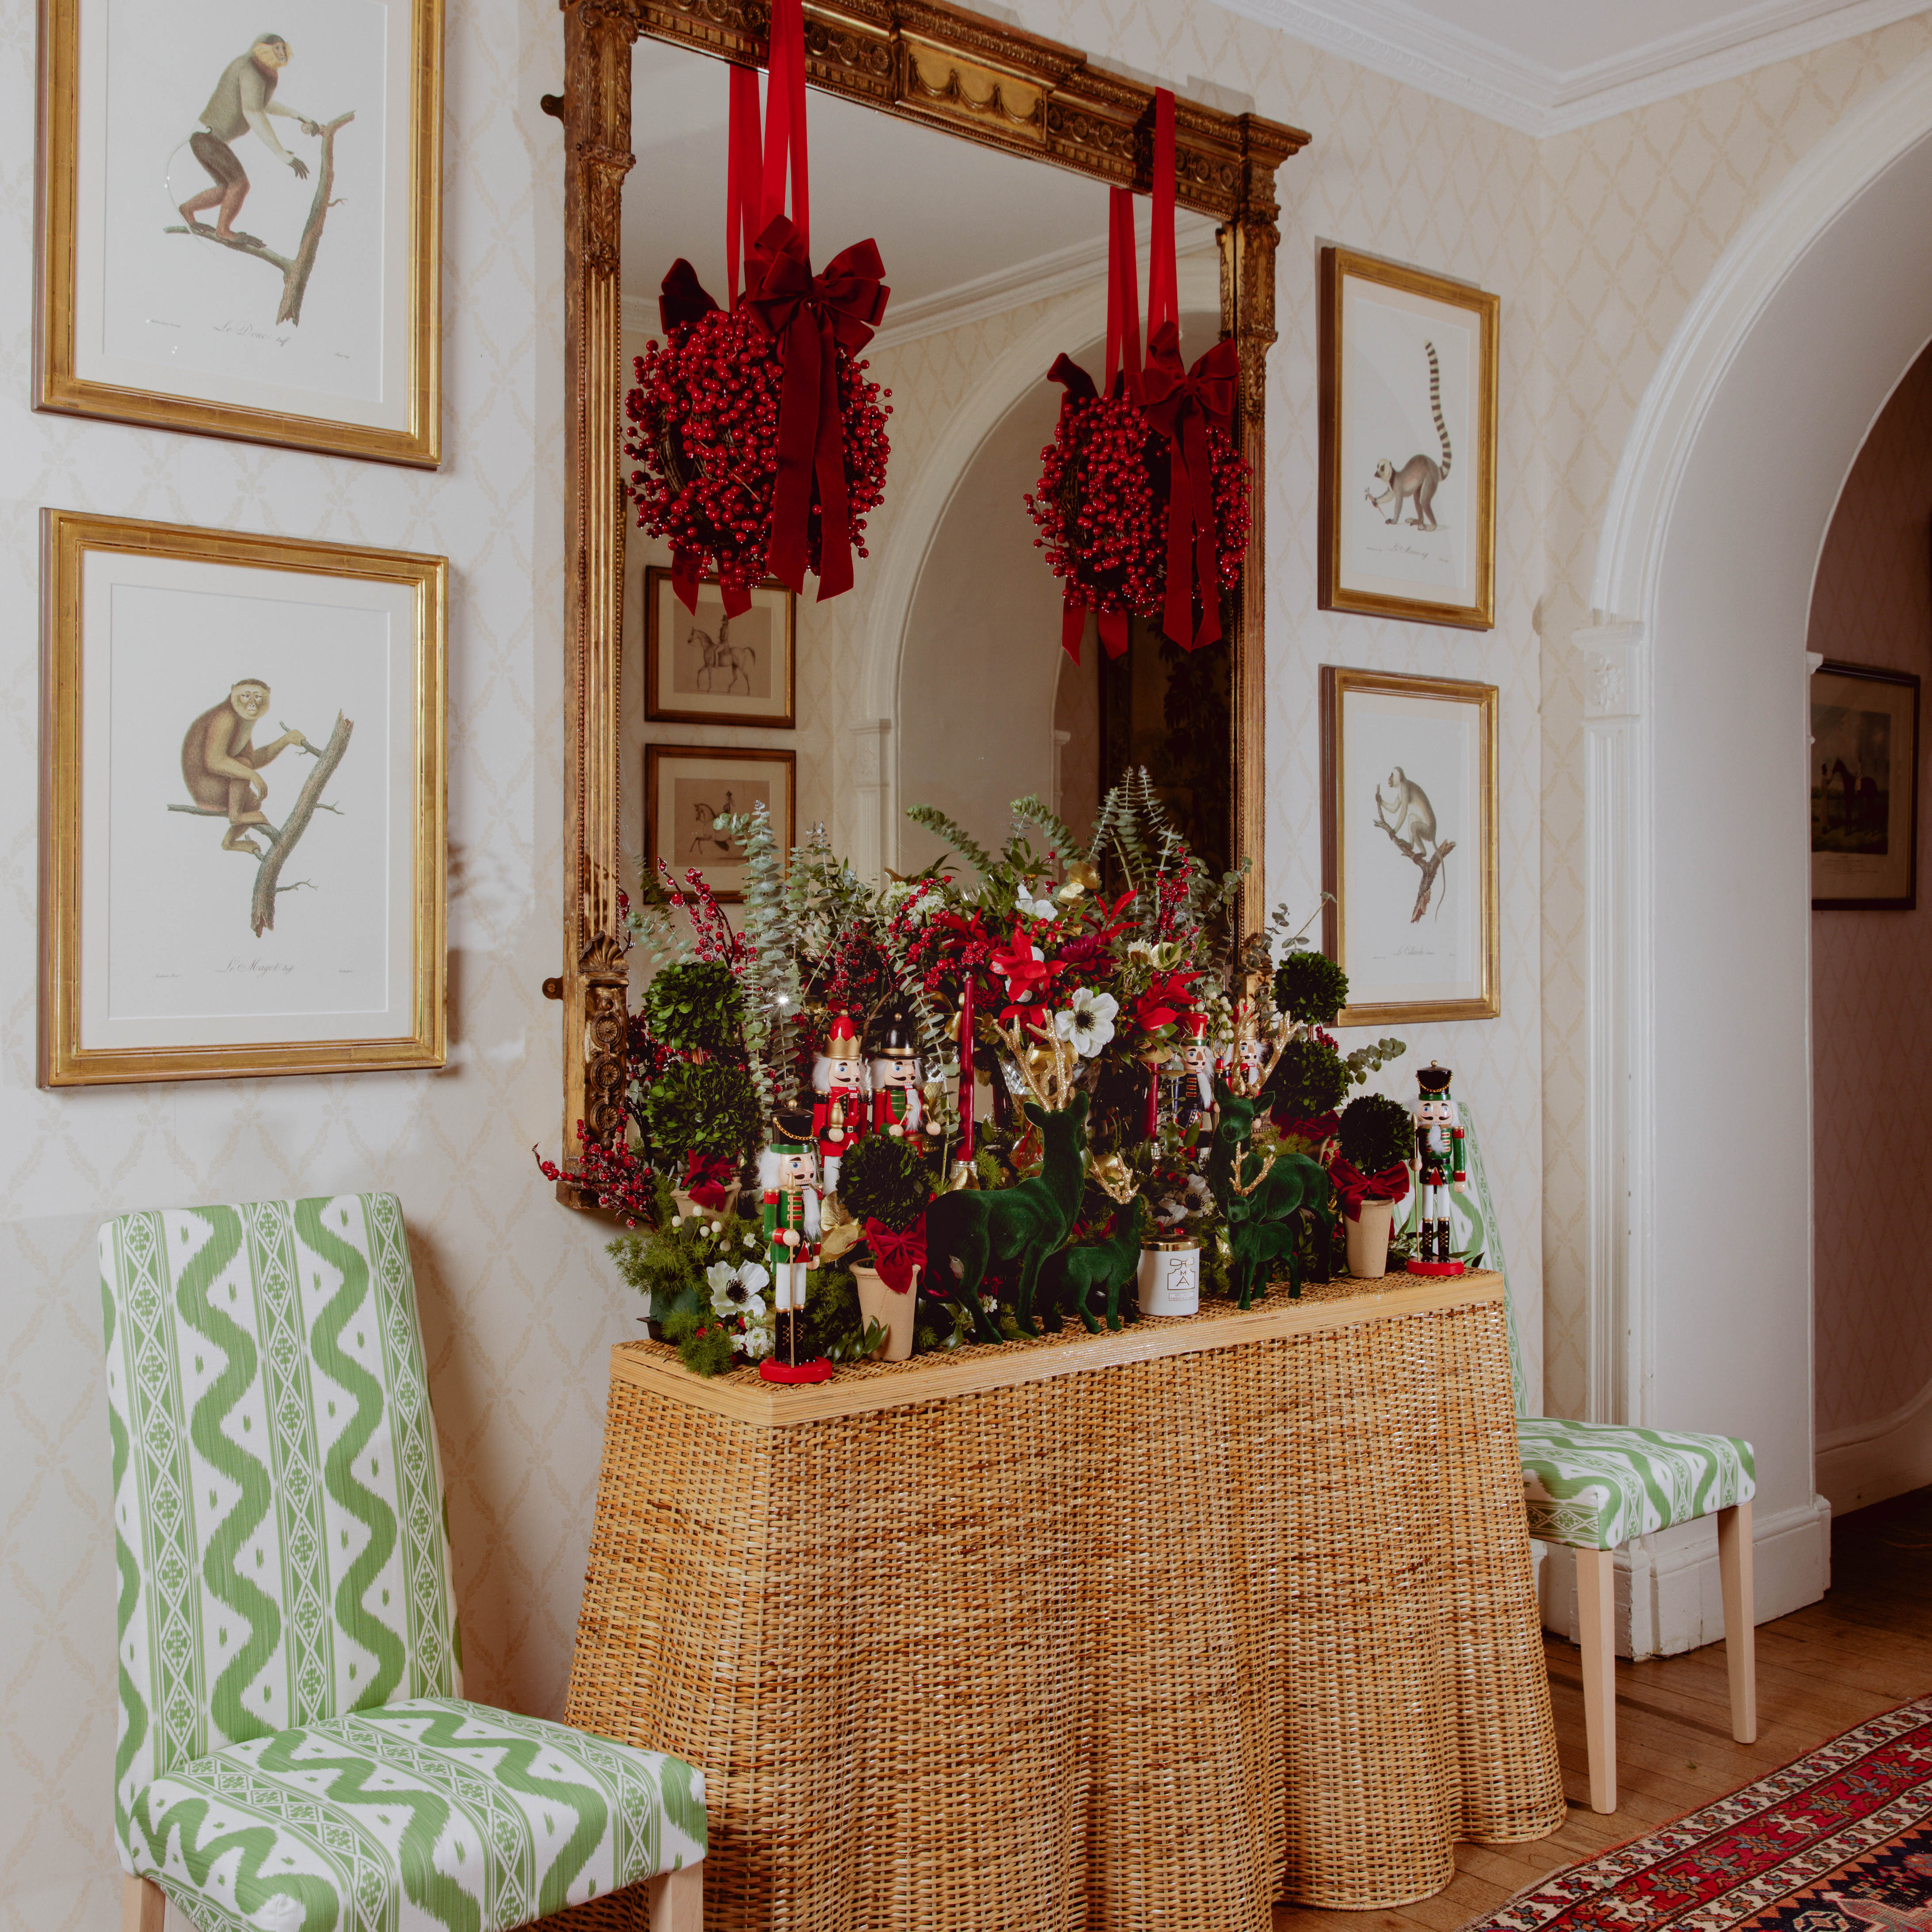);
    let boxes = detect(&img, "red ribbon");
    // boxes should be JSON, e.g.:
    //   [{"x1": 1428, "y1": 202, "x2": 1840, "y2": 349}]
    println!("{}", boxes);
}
[
  {"x1": 1327, "y1": 1158, "x2": 1412, "y2": 1222},
  {"x1": 864, "y1": 1216, "x2": 926, "y2": 1294},
  {"x1": 684, "y1": 1149, "x2": 738, "y2": 1210},
  {"x1": 744, "y1": 217, "x2": 889, "y2": 603},
  {"x1": 1142, "y1": 321, "x2": 1238, "y2": 651}
]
